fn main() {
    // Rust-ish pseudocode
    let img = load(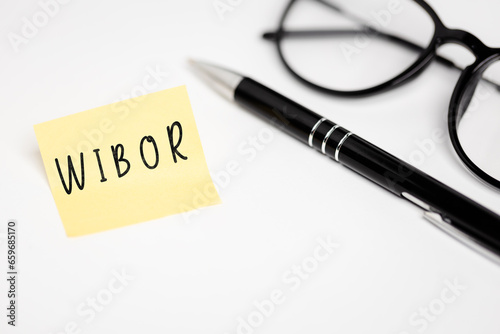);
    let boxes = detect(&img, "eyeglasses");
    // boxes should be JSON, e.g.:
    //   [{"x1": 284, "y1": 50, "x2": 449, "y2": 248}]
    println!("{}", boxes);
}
[{"x1": 264, "y1": 0, "x2": 500, "y2": 190}]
